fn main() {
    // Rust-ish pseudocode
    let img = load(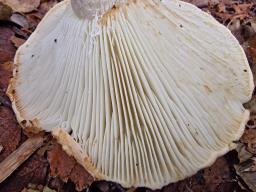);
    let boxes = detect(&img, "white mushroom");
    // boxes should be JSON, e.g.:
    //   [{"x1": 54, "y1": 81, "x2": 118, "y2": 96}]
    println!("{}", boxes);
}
[{"x1": 7, "y1": 0, "x2": 254, "y2": 189}]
